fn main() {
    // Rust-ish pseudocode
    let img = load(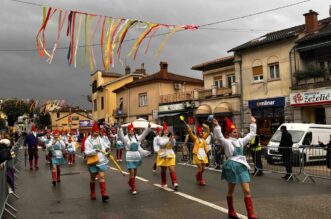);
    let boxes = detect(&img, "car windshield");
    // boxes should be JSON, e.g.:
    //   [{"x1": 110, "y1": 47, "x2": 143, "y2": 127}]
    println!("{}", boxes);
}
[{"x1": 270, "y1": 130, "x2": 305, "y2": 143}]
